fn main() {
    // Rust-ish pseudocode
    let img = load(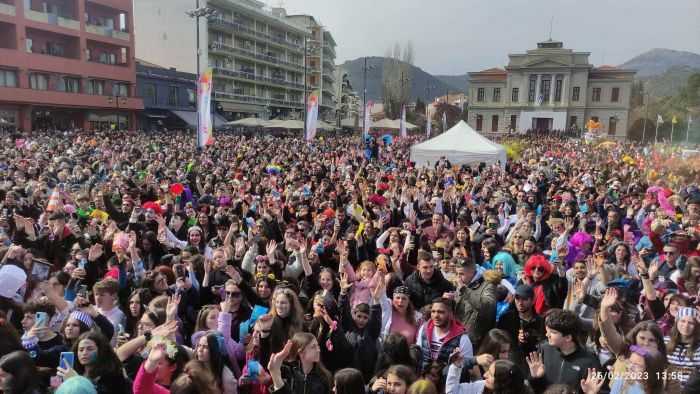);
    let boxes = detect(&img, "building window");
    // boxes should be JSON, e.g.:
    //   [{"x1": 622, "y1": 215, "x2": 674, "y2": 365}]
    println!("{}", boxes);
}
[
  {"x1": 554, "y1": 79, "x2": 563, "y2": 102},
  {"x1": 63, "y1": 76, "x2": 80, "y2": 93},
  {"x1": 113, "y1": 83, "x2": 128, "y2": 97},
  {"x1": 592, "y1": 88, "x2": 601, "y2": 102},
  {"x1": 572, "y1": 87, "x2": 580, "y2": 101},
  {"x1": 528, "y1": 77, "x2": 537, "y2": 101},
  {"x1": 98, "y1": 53, "x2": 117, "y2": 65},
  {"x1": 510, "y1": 115, "x2": 516, "y2": 131},
  {"x1": 143, "y1": 84, "x2": 156, "y2": 106},
  {"x1": 493, "y1": 88, "x2": 500, "y2": 102},
  {"x1": 46, "y1": 42, "x2": 65, "y2": 57},
  {"x1": 0, "y1": 69, "x2": 17, "y2": 87},
  {"x1": 29, "y1": 73, "x2": 49, "y2": 90},
  {"x1": 475, "y1": 115, "x2": 483, "y2": 131},
  {"x1": 187, "y1": 89, "x2": 196, "y2": 108},
  {"x1": 168, "y1": 86, "x2": 178, "y2": 106},
  {"x1": 477, "y1": 88, "x2": 485, "y2": 102},
  {"x1": 609, "y1": 117, "x2": 617, "y2": 135},
  {"x1": 541, "y1": 79, "x2": 551, "y2": 102},
  {"x1": 491, "y1": 115, "x2": 498, "y2": 132},
  {"x1": 570, "y1": 116, "x2": 577, "y2": 127},
  {"x1": 88, "y1": 79, "x2": 105, "y2": 95},
  {"x1": 611, "y1": 87, "x2": 620, "y2": 102},
  {"x1": 511, "y1": 88, "x2": 519, "y2": 102}
]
